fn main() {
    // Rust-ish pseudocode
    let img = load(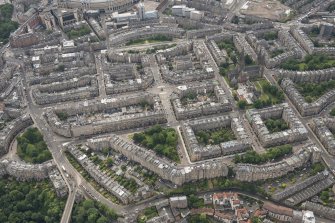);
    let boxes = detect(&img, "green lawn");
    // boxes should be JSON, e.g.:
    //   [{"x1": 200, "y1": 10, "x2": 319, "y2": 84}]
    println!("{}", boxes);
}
[{"x1": 17, "y1": 127, "x2": 52, "y2": 164}]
